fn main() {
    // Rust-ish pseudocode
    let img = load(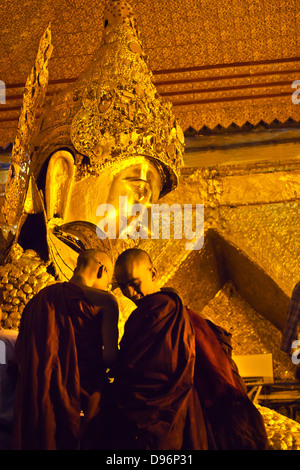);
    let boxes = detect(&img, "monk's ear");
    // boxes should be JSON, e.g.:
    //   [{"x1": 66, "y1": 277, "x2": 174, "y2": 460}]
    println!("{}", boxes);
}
[
  {"x1": 151, "y1": 266, "x2": 157, "y2": 280},
  {"x1": 45, "y1": 150, "x2": 75, "y2": 220}
]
